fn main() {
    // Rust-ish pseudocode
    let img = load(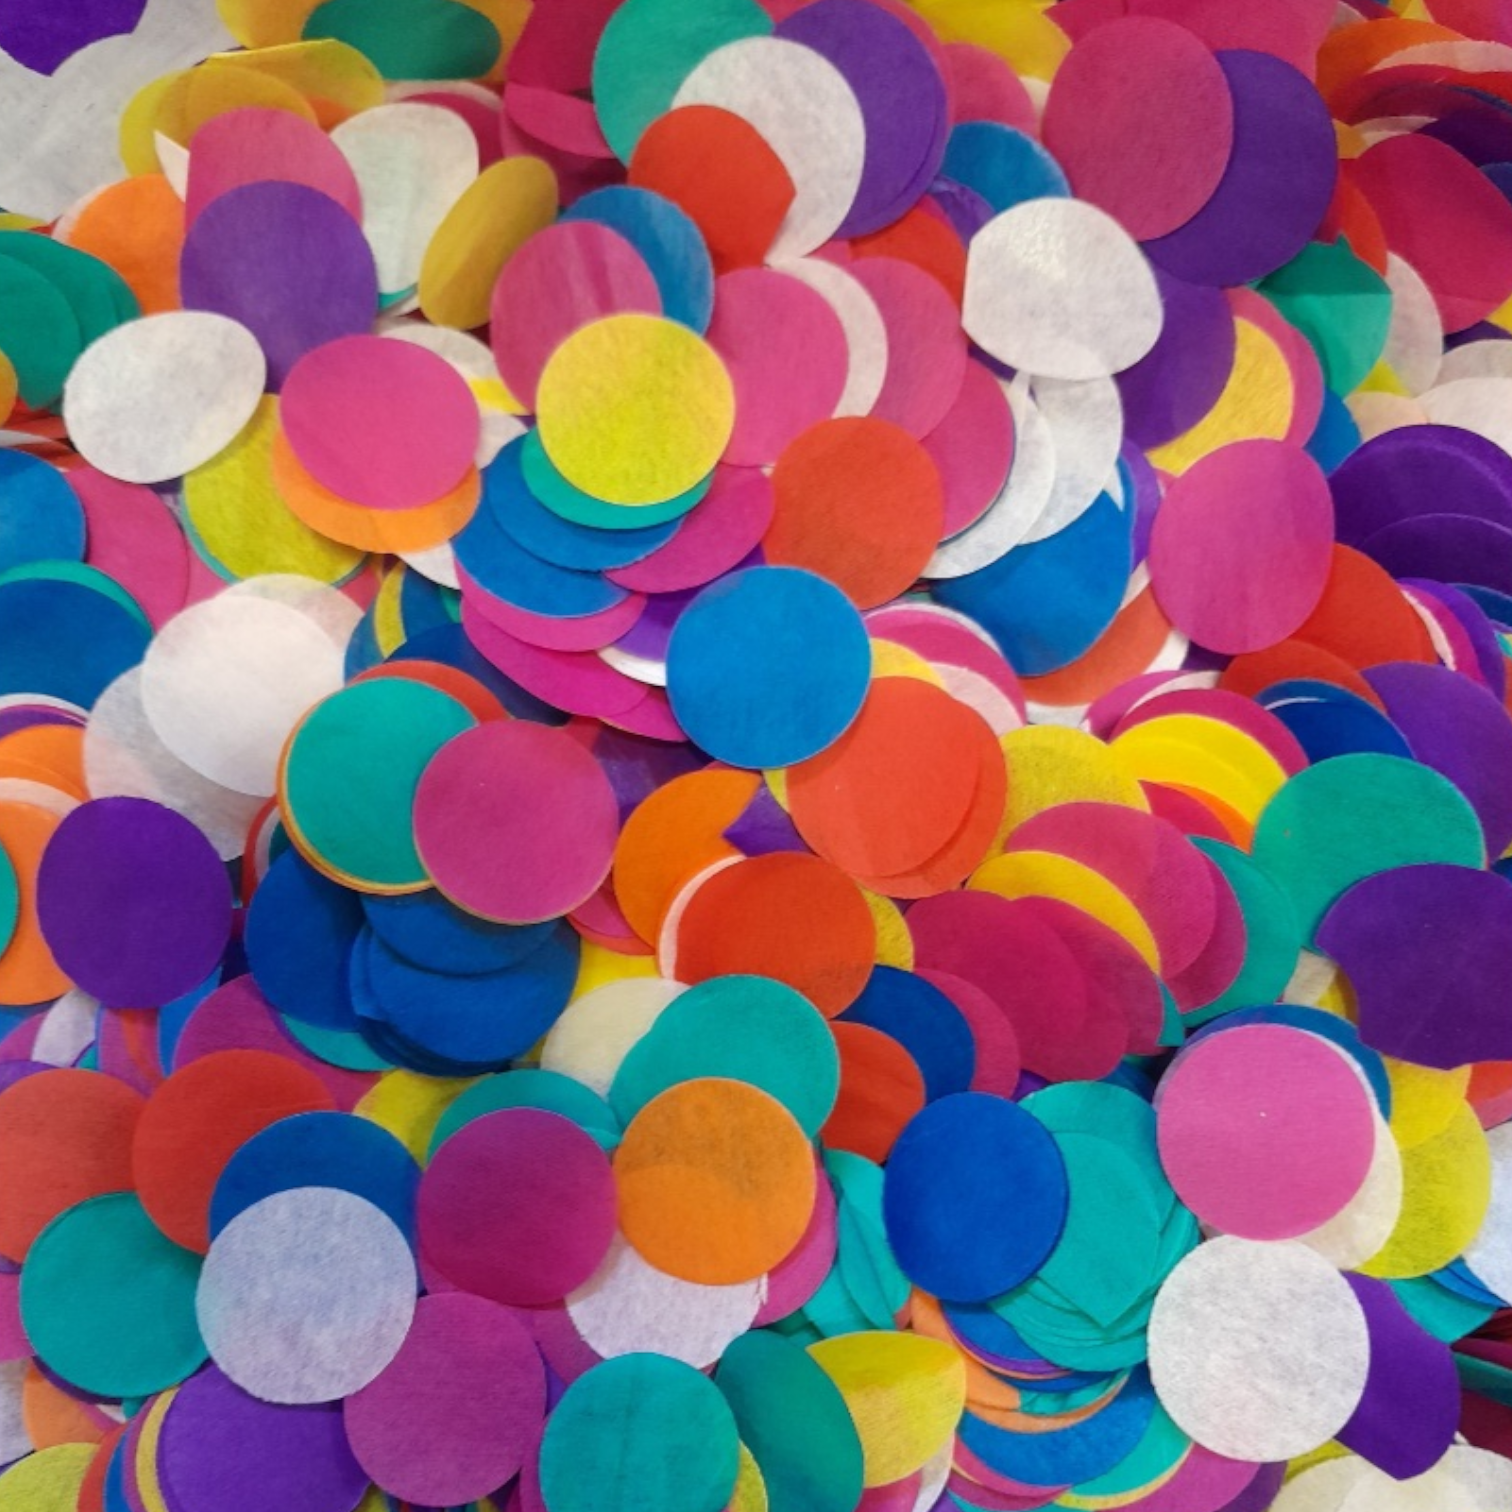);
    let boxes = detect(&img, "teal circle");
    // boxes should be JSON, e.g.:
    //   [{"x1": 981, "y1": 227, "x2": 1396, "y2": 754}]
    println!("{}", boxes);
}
[
  {"x1": 281, "y1": 678, "x2": 476, "y2": 889},
  {"x1": 0, "y1": 837, "x2": 18, "y2": 958},
  {"x1": 429, "y1": 1069, "x2": 621, "y2": 1156},
  {"x1": 304, "y1": 0, "x2": 502, "y2": 78},
  {"x1": 0, "y1": 252, "x2": 82, "y2": 409},
  {"x1": 539, "y1": 1354, "x2": 740, "y2": 1512},
  {"x1": 0, "y1": 231, "x2": 138, "y2": 351},
  {"x1": 281, "y1": 1014, "x2": 393, "y2": 1071},
  {"x1": 520, "y1": 428, "x2": 710, "y2": 530},
  {"x1": 610, "y1": 974, "x2": 840, "y2": 1136},
  {"x1": 1251, "y1": 753, "x2": 1485, "y2": 940},
  {"x1": 21, "y1": 1193, "x2": 205, "y2": 1397}
]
